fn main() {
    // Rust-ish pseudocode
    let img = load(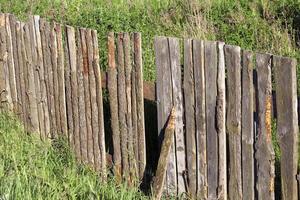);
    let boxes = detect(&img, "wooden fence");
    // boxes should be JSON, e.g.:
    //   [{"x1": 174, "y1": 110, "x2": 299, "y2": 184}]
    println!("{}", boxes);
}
[{"x1": 154, "y1": 37, "x2": 299, "y2": 199}]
